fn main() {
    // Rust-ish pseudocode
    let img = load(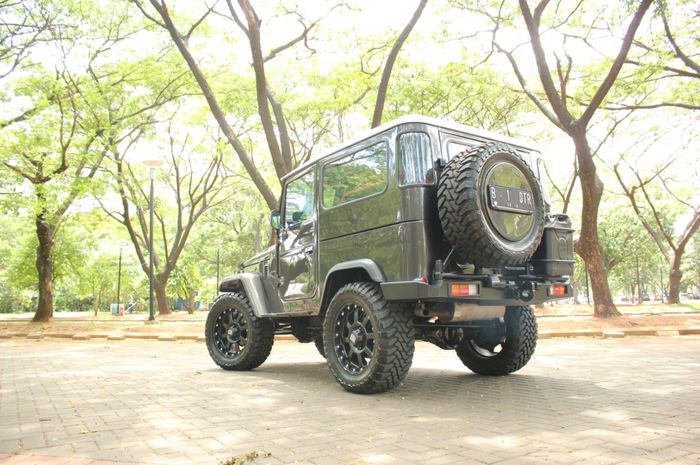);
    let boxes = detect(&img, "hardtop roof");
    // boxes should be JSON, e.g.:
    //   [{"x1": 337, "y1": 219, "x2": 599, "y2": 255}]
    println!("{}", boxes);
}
[{"x1": 281, "y1": 114, "x2": 539, "y2": 182}]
